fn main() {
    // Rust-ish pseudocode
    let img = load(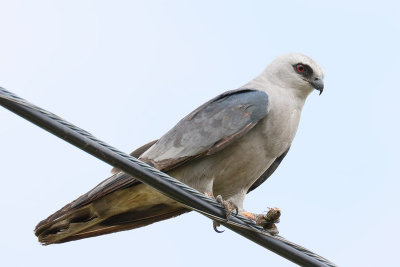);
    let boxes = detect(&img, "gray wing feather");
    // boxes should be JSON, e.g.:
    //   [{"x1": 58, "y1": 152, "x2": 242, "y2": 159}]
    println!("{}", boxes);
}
[
  {"x1": 36, "y1": 89, "x2": 269, "y2": 231},
  {"x1": 141, "y1": 89, "x2": 268, "y2": 171}
]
